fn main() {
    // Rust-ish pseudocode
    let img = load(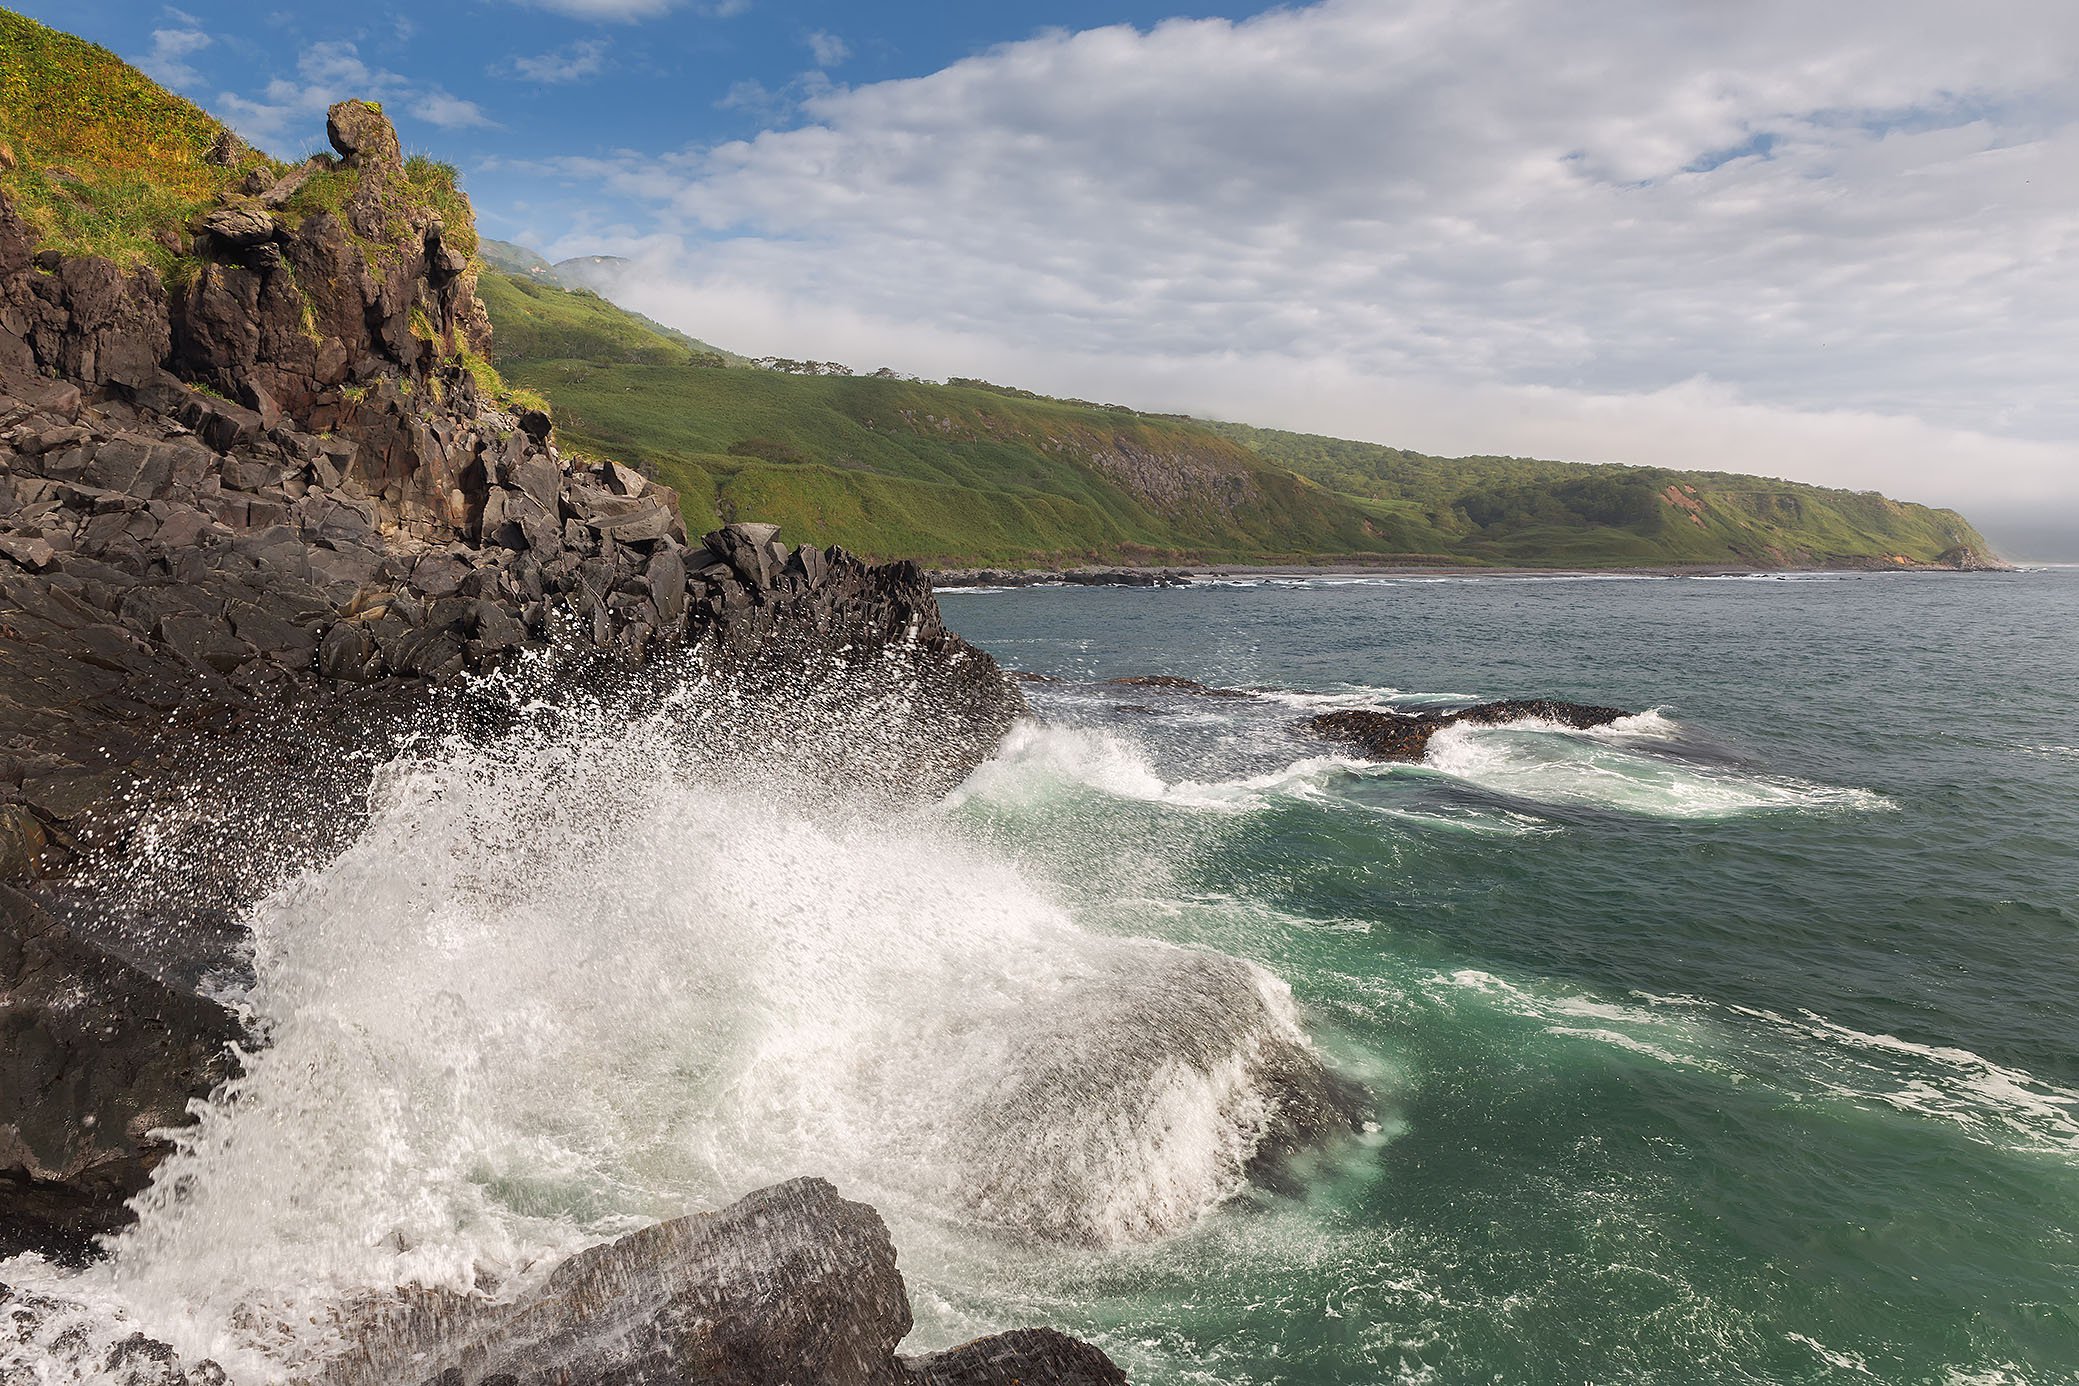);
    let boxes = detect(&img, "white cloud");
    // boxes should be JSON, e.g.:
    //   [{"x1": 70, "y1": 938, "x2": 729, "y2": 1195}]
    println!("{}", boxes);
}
[
  {"x1": 507, "y1": 39, "x2": 610, "y2": 85},
  {"x1": 537, "y1": 0, "x2": 2079, "y2": 527},
  {"x1": 218, "y1": 41, "x2": 495, "y2": 146},
  {"x1": 137, "y1": 23, "x2": 211, "y2": 89},
  {"x1": 805, "y1": 31, "x2": 850, "y2": 69},
  {"x1": 411, "y1": 90, "x2": 495, "y2": 130},
  {"x1": 511, "y1": 0, "x2": 679, "y2": 19}
]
